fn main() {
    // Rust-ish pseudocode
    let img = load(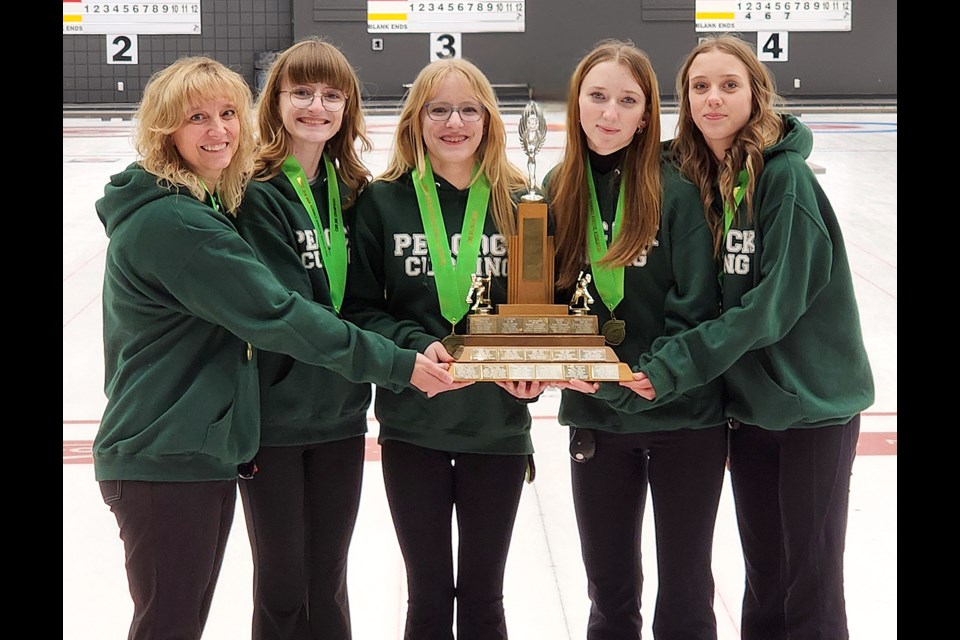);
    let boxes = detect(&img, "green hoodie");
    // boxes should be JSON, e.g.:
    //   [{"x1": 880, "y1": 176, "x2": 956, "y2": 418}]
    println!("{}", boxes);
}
[
  {"x1": 609, "y1": 115, "x2": 875, "y2": 429},
  {"x1": 545, "y1": 158, "x2": 726, "y2": 433},
  {"x1": 342, "y1": 171, "x2": 533, "y2": 455},
  {"x1": 94, "y1": 164, "x2": 417, "y2": 482},
  {"x1": 234, "y1": 172, "x2": 371, "y2": 447}
]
